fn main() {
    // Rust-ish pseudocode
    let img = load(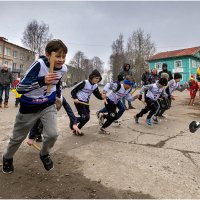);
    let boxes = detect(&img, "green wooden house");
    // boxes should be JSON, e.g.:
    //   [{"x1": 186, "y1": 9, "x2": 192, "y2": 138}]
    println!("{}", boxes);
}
[{"x1": 147, "y1": 46, "x2": 200, "y2": 83}]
